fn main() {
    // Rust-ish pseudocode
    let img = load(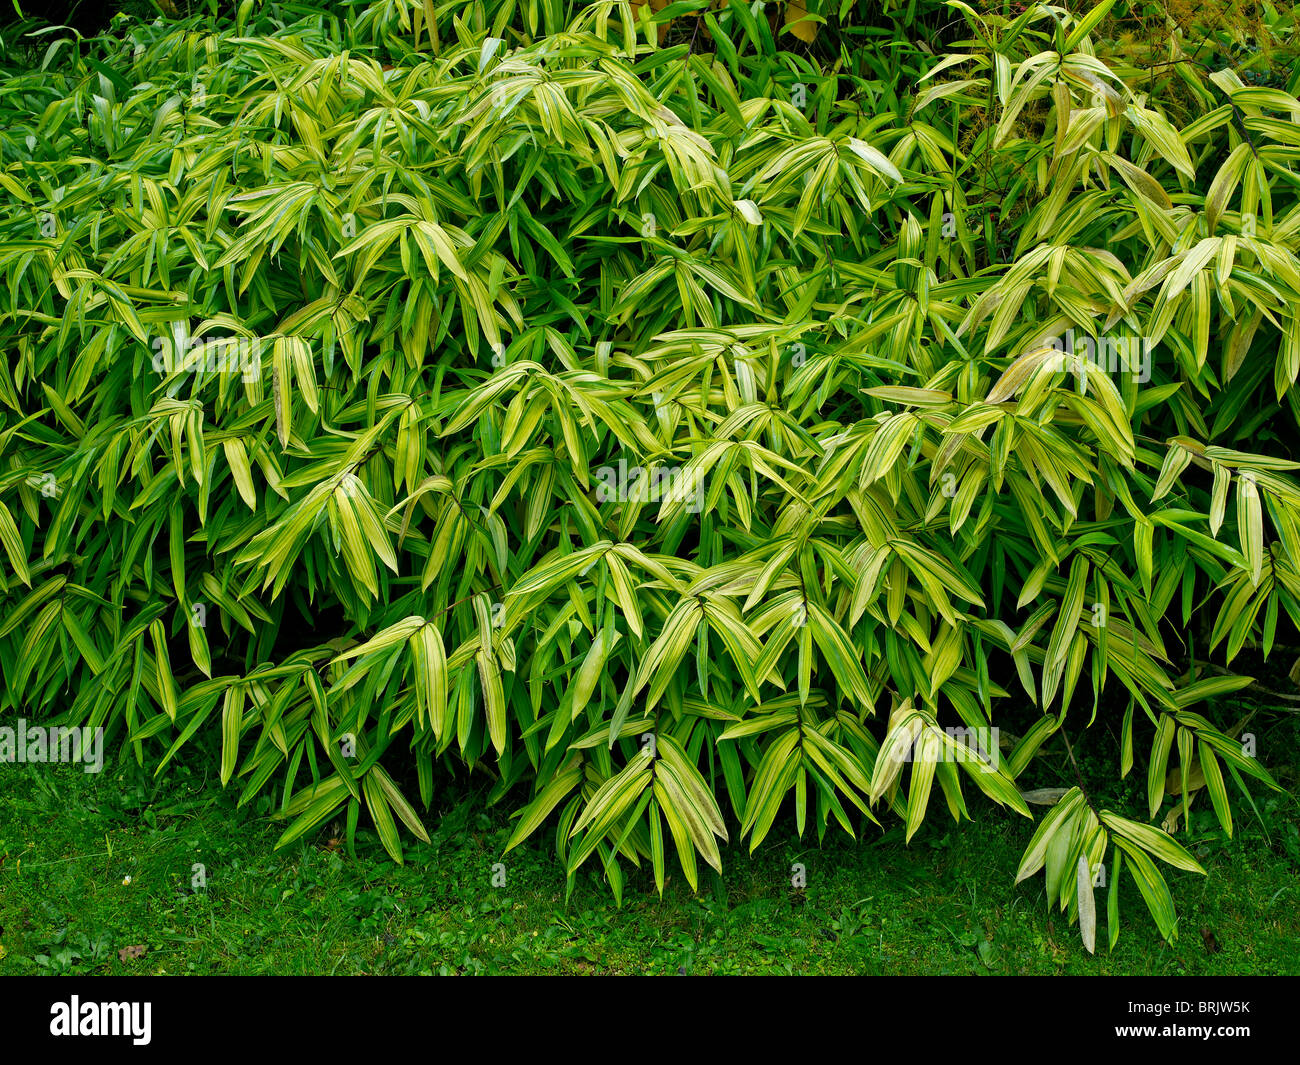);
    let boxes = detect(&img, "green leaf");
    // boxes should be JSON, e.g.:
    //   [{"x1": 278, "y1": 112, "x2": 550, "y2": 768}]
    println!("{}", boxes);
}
[
  {"x1": 1099, "y1": 810, "x2": 1206, "y2": 874},
  {"x1": 1113, "y1": 837, "x2": 1178, "y2": 941}
]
